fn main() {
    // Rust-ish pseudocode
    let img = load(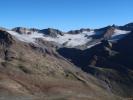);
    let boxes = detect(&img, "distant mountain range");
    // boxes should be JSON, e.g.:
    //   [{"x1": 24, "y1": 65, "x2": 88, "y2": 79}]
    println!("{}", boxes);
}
[
  {"x1": 0, "y1": 22, "x2": 133, "y2": 100},
  {"x1": 1, "y1": 23, "x2": 132, "y2": 49}
]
